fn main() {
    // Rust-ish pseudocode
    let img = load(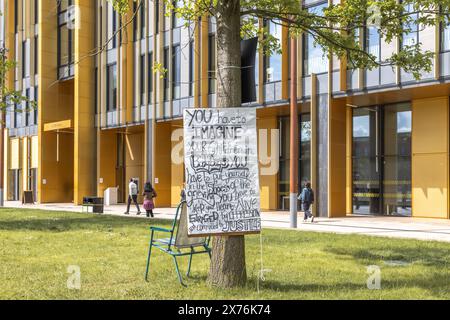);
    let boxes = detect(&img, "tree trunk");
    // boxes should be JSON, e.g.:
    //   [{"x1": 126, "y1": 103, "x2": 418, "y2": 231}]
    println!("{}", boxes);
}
[{"x1": 207, "y1": 0, "x2": 247, "y2": 288}]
